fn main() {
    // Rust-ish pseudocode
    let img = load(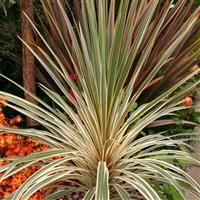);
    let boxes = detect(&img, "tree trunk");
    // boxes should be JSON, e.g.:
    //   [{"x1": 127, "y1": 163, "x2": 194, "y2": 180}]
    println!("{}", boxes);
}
[{"x1": 21, "y1": 0, "x2": 38, "y2": 127}]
